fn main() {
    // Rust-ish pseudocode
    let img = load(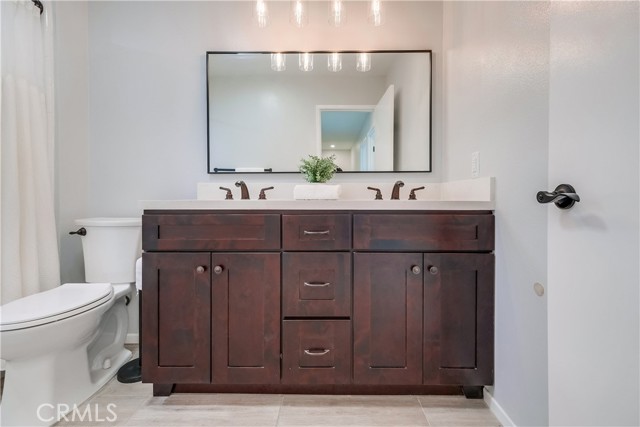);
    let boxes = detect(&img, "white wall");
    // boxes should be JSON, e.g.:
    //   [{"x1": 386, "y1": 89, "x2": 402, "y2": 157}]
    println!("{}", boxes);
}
[
  {"x1": 547, "y1": 2, "x2": 639, "y2": 425},
  {"x1": 54, "y1": 0, "x2": 443, "y2": 338},
  {"x1": 386, "y1": 52, "x2": 431, "y2": 171},
  {"x1": 54, "y1": 1, "x2": 89, "y2": 284},
  {"x1": 442, "y1": 2, "x2": 551, "y2": 425}
]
